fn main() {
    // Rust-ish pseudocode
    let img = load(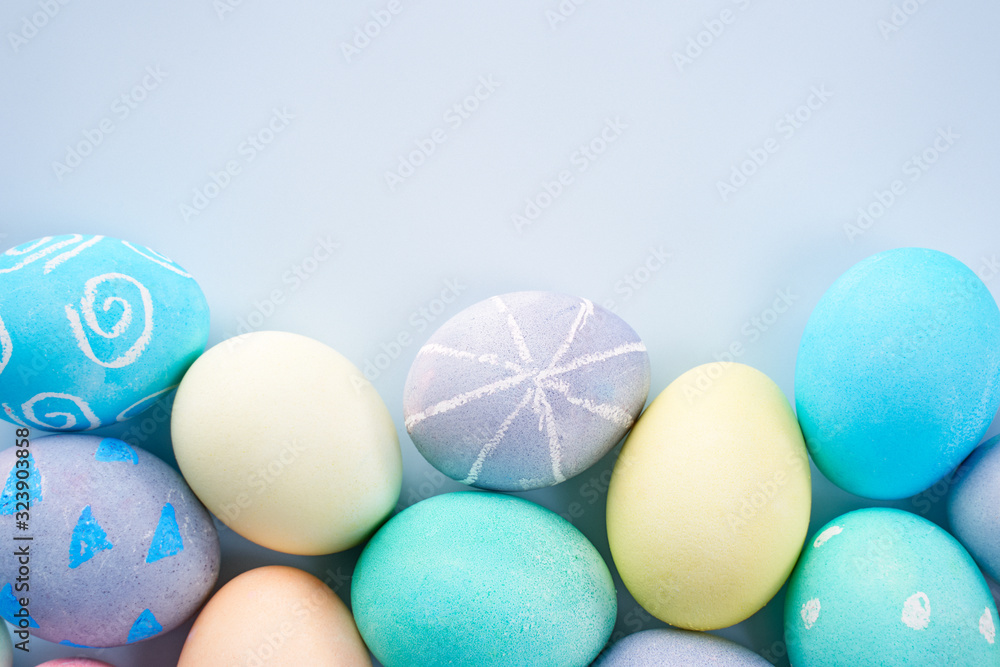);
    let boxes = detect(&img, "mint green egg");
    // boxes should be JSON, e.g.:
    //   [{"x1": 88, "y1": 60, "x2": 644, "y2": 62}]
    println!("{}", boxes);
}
[
  {"x1": 351, "y1": 491, "x2": 616, "y2": 667},
  {"x1": 786, "y1": 508, "x2": 1000, "y2": 666}
]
